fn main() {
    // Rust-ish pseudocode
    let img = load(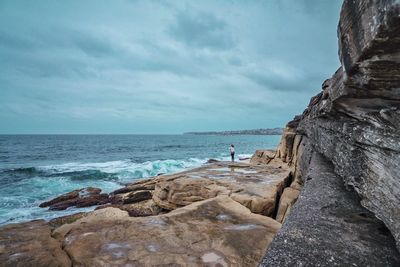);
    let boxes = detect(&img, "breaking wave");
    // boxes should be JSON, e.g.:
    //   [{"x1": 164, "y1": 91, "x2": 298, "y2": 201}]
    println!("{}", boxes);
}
[{"x1": 0, "y1": 154, "x2": 252, "y2": 225}]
